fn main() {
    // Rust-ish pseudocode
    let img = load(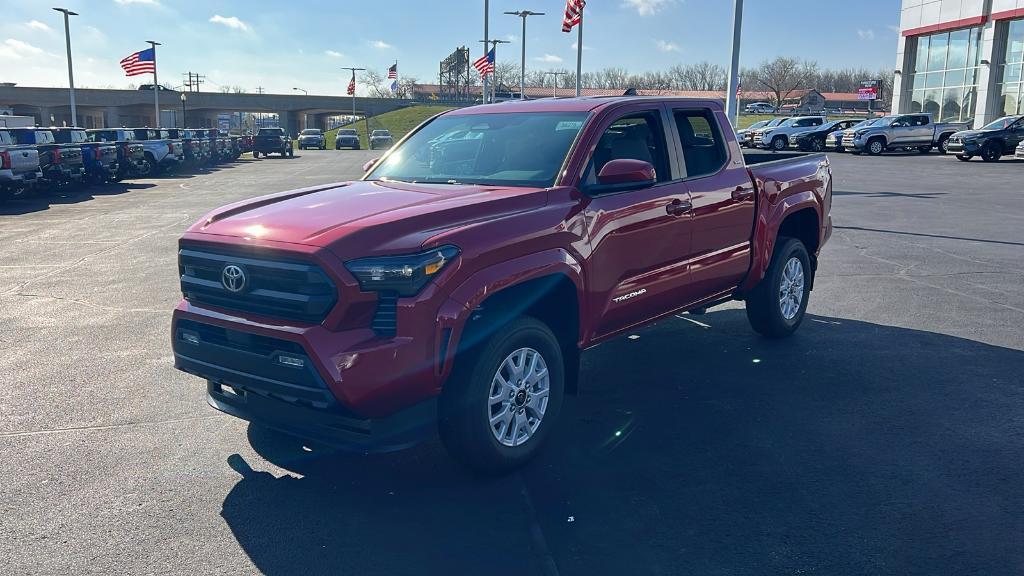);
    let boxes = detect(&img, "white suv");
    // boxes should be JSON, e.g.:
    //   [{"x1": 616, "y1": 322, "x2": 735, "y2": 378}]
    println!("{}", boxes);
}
[{"x1": 753, "y1": 116, "x2": 825, "y2": 151}]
